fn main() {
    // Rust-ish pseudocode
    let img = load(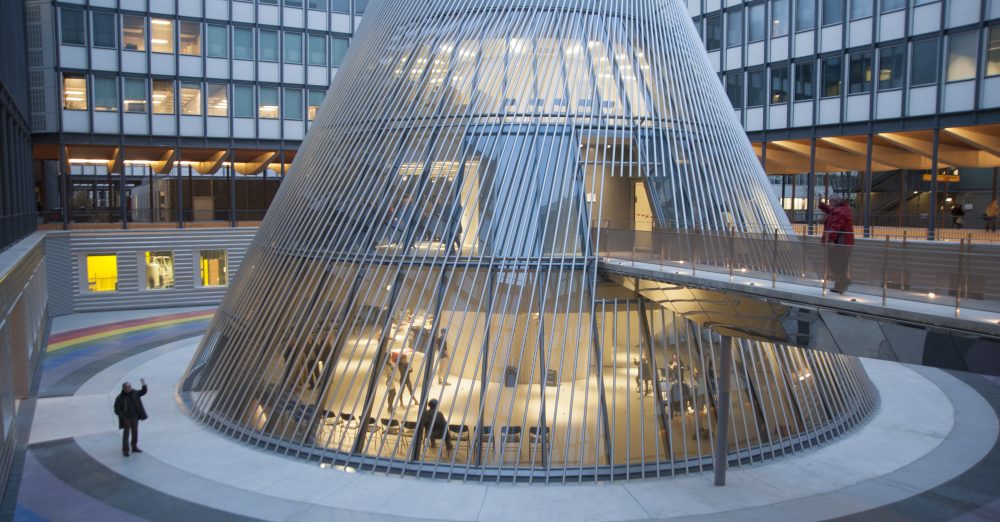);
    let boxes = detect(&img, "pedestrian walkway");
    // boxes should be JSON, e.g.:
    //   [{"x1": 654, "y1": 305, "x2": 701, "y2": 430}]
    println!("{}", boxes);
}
[{"x1": 2, "y1": 308, "x2": 999, "y2": 521}]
